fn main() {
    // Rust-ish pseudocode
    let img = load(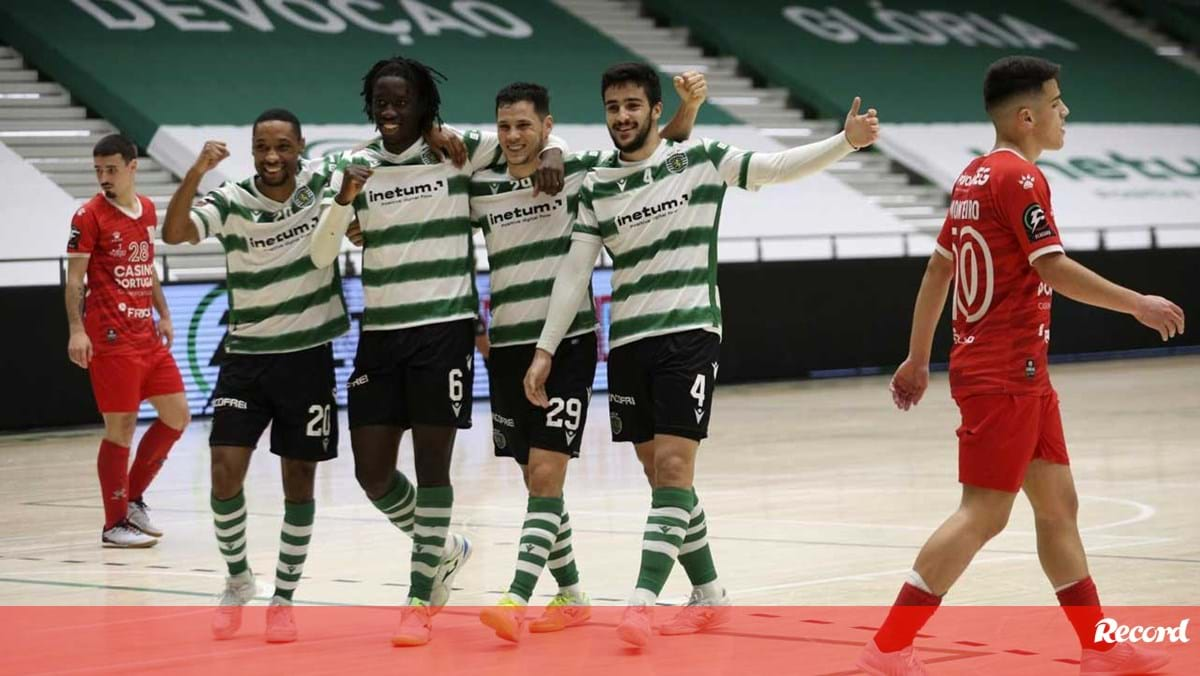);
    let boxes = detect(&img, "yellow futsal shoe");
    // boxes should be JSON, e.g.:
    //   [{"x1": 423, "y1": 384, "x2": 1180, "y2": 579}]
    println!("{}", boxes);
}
[
  {"x1": 479, "y1": 594, "x2": 526, "y2": 643},
  {"x1": 529, "y1": 591, "x2": 592, "y2": 633}
]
